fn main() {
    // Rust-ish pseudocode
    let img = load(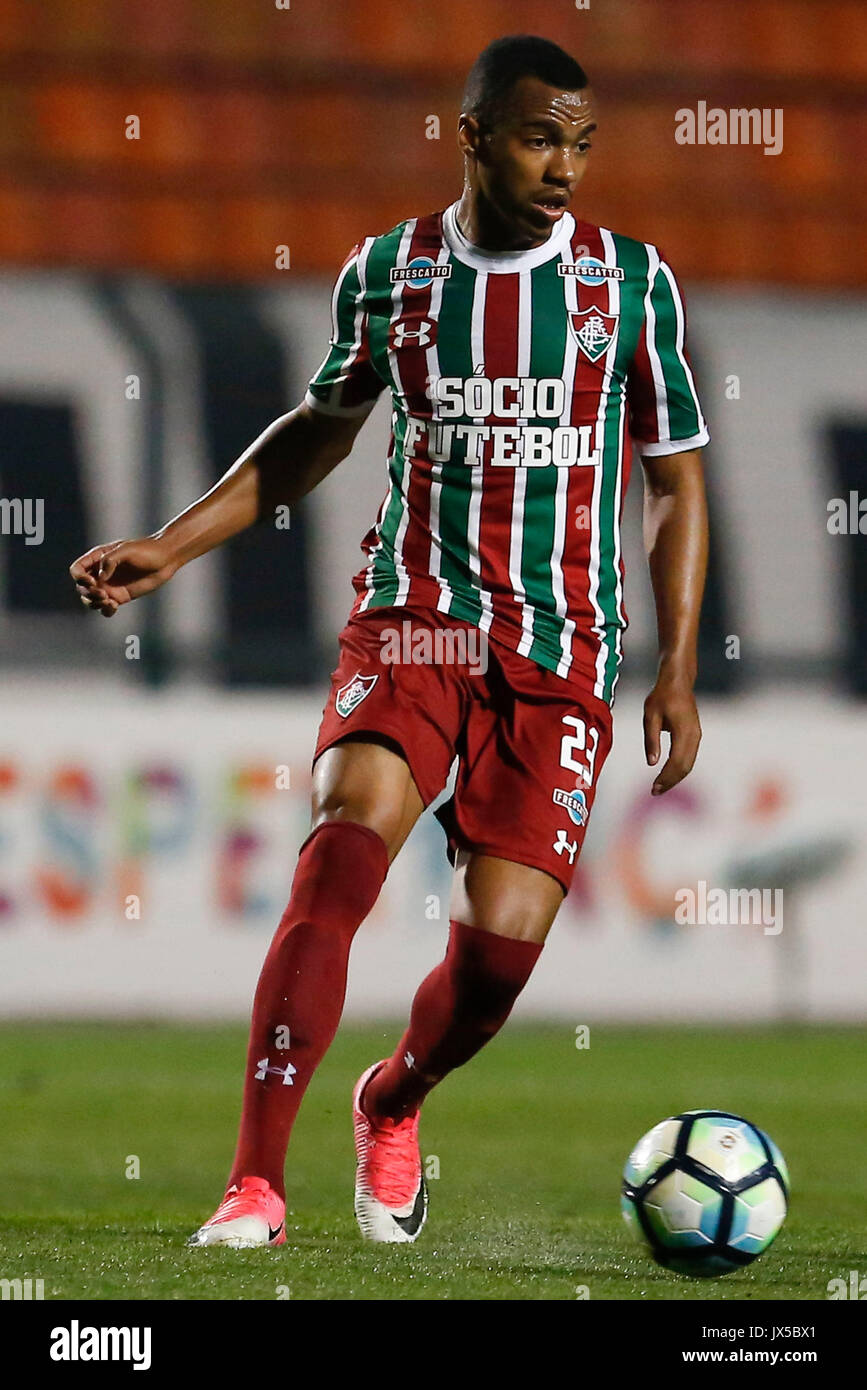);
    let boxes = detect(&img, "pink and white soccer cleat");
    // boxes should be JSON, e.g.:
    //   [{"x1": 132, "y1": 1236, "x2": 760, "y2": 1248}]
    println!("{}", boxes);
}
[
  {"x1": 352, "y1": 1060, "x2": 428, "y2": 1244},
  {"x1": 188, "y1": 1175, "x2": 286, "y2": 1249}
]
